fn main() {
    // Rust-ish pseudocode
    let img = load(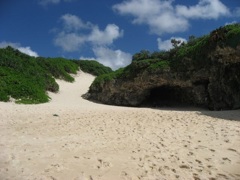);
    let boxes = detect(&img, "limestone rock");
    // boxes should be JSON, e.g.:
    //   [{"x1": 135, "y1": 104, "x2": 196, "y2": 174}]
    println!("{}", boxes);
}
[{"x1": 85, "y1": 25, "x2": 240, "y2": 110}]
